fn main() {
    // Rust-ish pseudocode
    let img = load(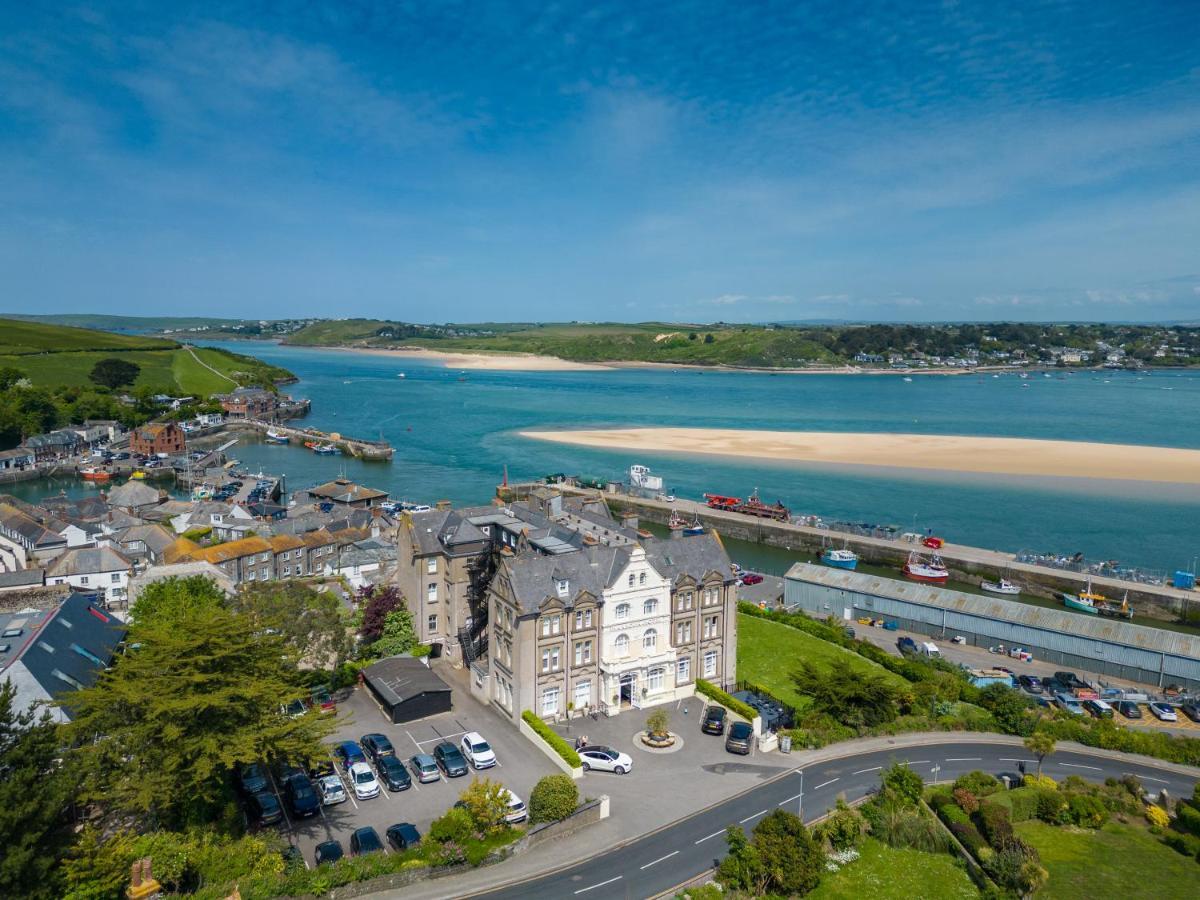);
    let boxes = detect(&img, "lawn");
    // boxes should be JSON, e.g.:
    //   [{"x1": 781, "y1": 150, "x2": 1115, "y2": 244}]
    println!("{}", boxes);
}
[
  {"x1": 172, "y1": 347, "x2": 240, "y2": 395},
  {"x1": 736, "y1": 612, "x2": 908, "y2": 713},
  {"x1": 1016, "y1": 820, "x2": 1198, "y2": 899},
  {"x1": 807, "y1": 837, "x2": 979, "y2": 899}
]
